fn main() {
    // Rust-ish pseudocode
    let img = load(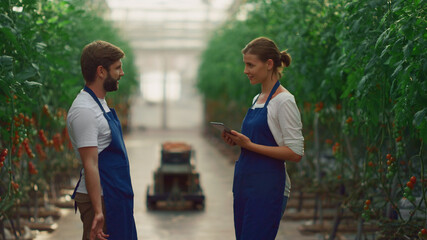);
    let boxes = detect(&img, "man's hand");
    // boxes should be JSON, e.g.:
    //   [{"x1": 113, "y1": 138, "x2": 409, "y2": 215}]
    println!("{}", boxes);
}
[
  {"x1": 78, "y1": 147, "x2": 108, "y2": 240},
  {"x1": 90, "y1": 212, "x2": 109, "y2": 240}
]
